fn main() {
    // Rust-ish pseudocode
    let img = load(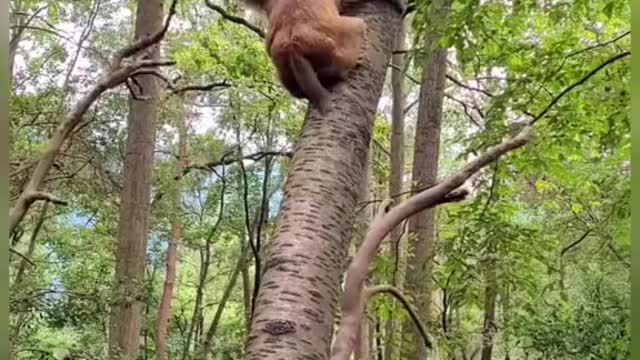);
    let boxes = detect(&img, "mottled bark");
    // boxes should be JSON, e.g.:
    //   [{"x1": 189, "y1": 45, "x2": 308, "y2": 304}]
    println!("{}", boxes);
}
[
  {"x1": 108, "y1": 1, "x2": 164, "y2": 358},
  {"x1": 244, "y1": 1, "x2": 402, "y2": 359},
  {"x1": 480, "y1": 241, "x2": 497, "y2": 360},
  {"x1": 402, "y1": 1, "x2": 450, "y2": 358},
  {"x1": 156, "y1": 100, "x2": 188, "y2": 360},
  {"x1": 385, "y1": 20, "x2": 407, "y2": 360}
]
